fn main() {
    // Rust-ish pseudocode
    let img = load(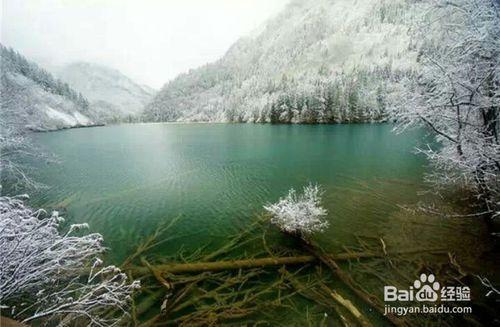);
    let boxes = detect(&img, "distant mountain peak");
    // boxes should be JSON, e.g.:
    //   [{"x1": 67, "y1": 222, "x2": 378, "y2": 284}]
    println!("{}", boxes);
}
[{"x1": 56, "y1": 62, "x2": 155, "y2": 122}]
